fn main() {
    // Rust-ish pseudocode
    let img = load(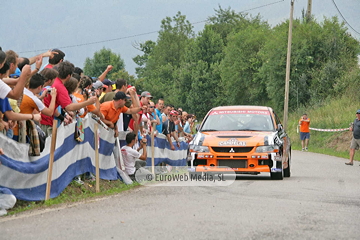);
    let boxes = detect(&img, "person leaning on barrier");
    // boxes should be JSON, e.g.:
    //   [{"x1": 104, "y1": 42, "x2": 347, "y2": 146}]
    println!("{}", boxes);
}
[
  {"x1": 100, "y1": 89, "x2": 143, "y2": 137},
  {"x1": 162, "y1": 110, "x2": 181, "y2": 150},
  {"x1": 121, "y1": 132, "x2": 148, "y2": 181},
  {"x1": 40, "y1": 61, "x2": 97, "y2": 137},
  {"x1": 345, "y1": 109, "x2": 360, "y2": 166}
]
